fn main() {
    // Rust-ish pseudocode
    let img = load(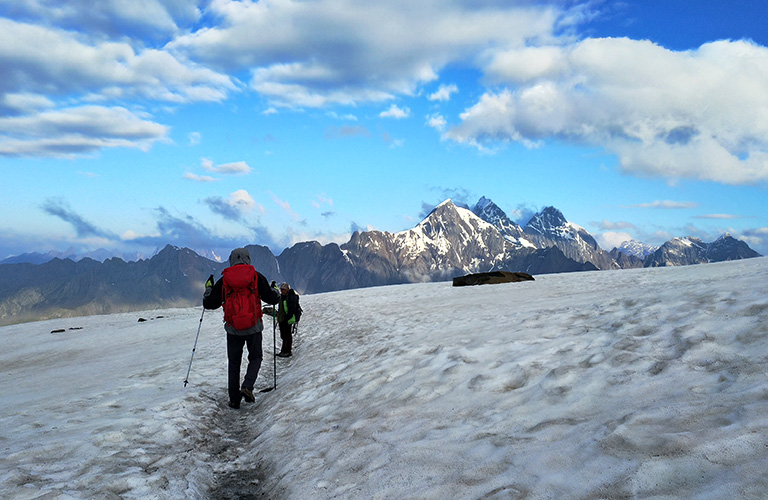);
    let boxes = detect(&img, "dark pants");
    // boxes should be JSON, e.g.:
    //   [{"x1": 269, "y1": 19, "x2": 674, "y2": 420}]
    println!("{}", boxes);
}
[
  {"x1": 227, "y1": 332, "x2": 262, "y2": 403},
  {"x1": 278, "y1": 321, "x2": 293, "y2": 354}
]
